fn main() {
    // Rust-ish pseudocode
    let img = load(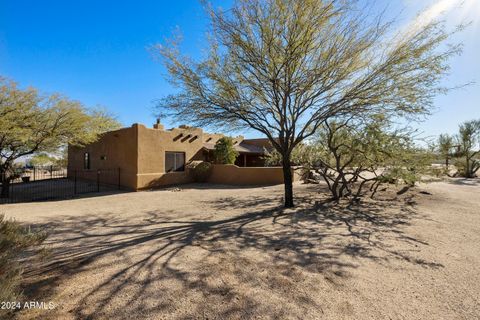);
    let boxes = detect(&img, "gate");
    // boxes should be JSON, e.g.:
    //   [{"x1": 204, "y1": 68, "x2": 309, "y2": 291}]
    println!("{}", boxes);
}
[{"x1": 0, "y1": 166, "x2": 121, "y2": 204}]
